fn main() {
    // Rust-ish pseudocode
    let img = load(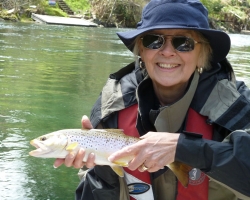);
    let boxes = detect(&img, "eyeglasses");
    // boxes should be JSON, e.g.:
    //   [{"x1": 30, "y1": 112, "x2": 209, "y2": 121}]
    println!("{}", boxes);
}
[{"x1": 140, "y1": 34, "x2": 201, "y2": 52}]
